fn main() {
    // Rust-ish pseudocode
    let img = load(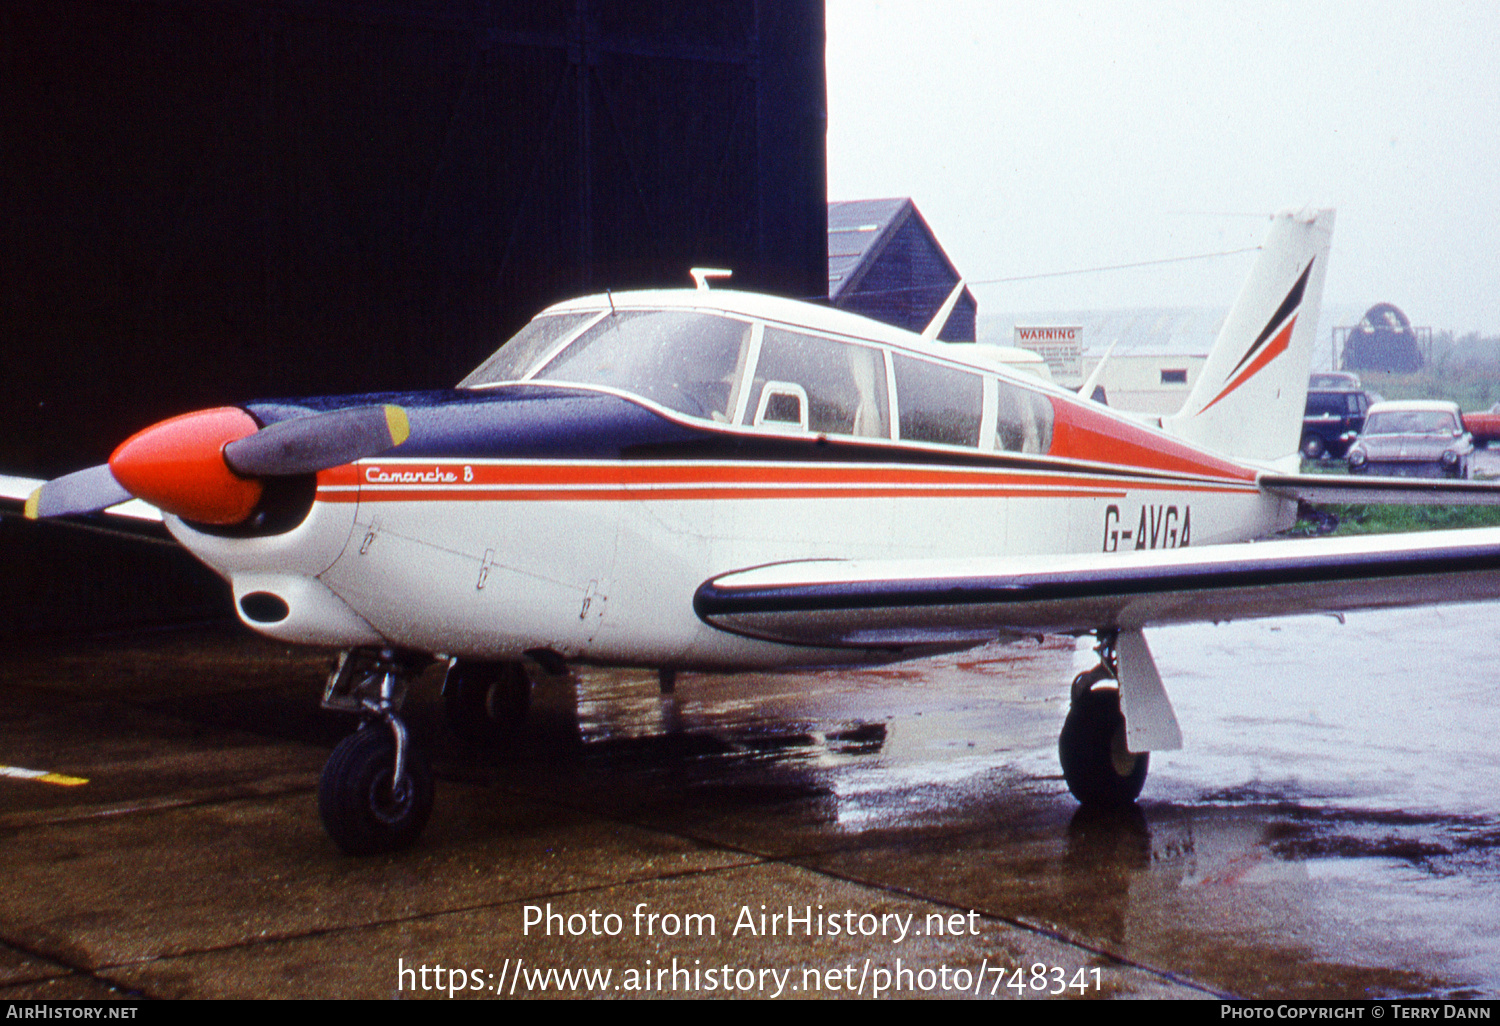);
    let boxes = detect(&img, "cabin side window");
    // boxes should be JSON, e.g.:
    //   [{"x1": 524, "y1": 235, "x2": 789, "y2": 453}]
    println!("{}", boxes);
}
[
  {"x1": 526, "y1": 310, "x2": 754, "y2": 421},
  {"x1": 992, "y1": 377, "x2": 1055, "y2": 454},
  {"x1": 746, "y1": 328, "x2": 890, "y2": 438},
  {"x1": 892, "y1": 354, "x2": 982, "y2": 447}
]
